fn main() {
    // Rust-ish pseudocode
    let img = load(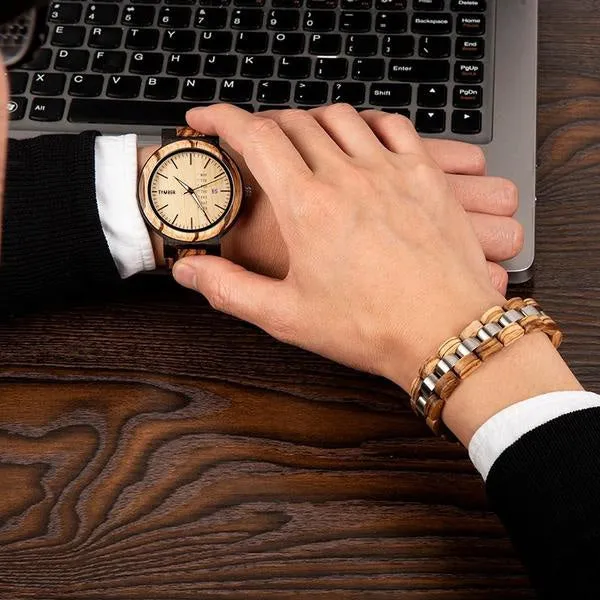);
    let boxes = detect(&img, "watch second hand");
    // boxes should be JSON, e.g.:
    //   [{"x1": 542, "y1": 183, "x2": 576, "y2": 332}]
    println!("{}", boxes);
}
[
  {"x1": 174, "y1": 176, "x2": 211, "y2": 224},
  {"x1": 192, "y1": 174, "x2": 226, "y2": 192}
]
